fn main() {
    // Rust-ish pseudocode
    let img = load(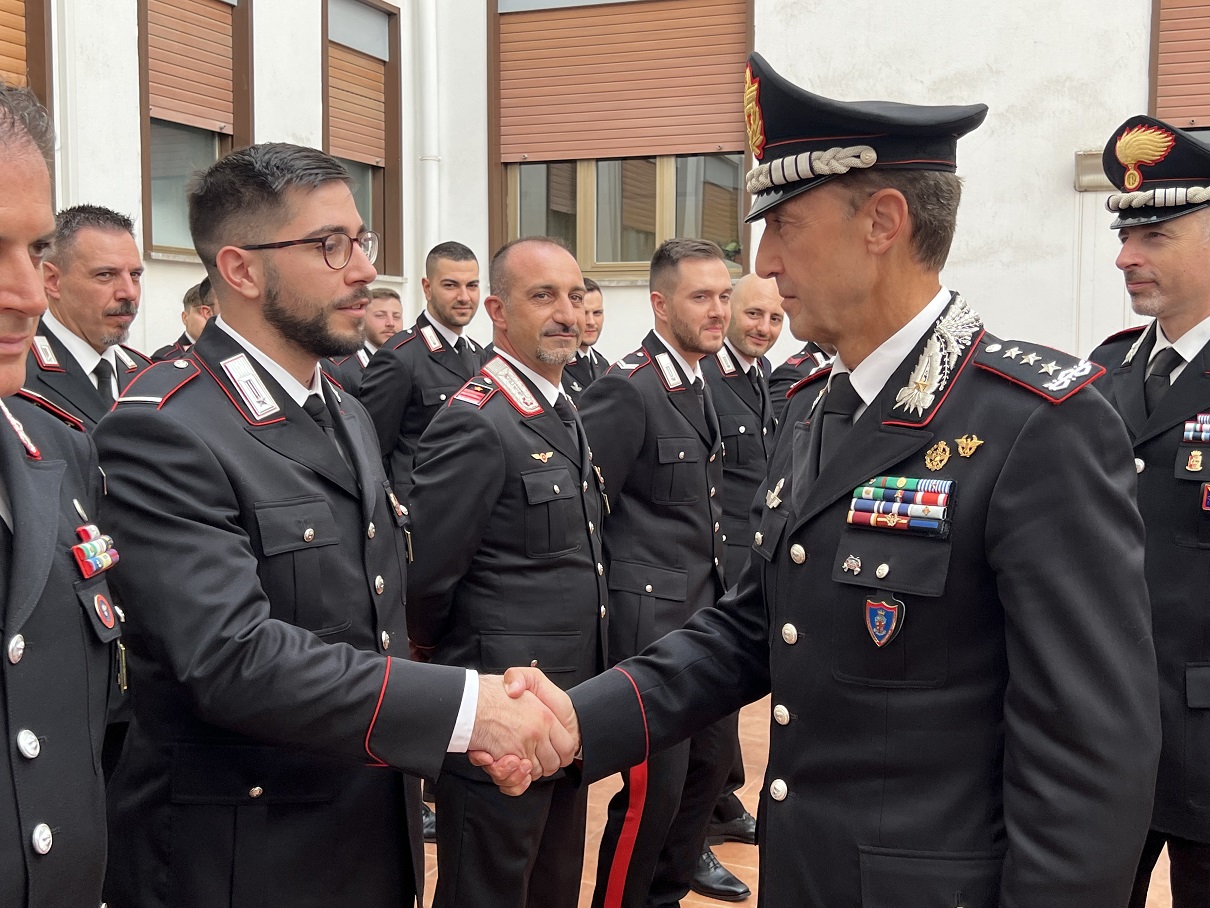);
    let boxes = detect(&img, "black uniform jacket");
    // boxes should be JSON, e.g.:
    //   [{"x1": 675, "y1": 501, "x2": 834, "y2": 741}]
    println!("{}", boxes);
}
[
  {"x1": 768, "y1": 342, "x2": 831, "y2": 423},
  {"x1": 94, "y1": 322, "x2": 467, "y2": 908},
  {"x1": 0, "y1": 394, "x2": 112, "y2": 908},
  {"x1": 150, "y1": 331, "x2": 191, "y2": 363},
  {"x1": 1091, "y1": 321, "x2": 1210, "y2": 844},
  {"x1": 577, "y1": 331, "x2": 726, "y2": 664},
  {"x1": 327, "y1": 343, "x2": 373, "y2": 398},
  {"x1": 570, "y1": 298, "x2": 1160, "y2": 908},
  {"x1": 407, "y1": 355, "x2": 608, "y2": 776},
  {"x1": 360, "y1": 312, "x2": 484, "y2": 502},
  {"x1": 23, "y1": 319, "x2": 150, "y2": 429},
  {"x1": 702, "y1": 347, "x2": 775, "y2": 585},
  {"x1": 562, "y1": 347, "x2": 609, "y2": 405}
]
